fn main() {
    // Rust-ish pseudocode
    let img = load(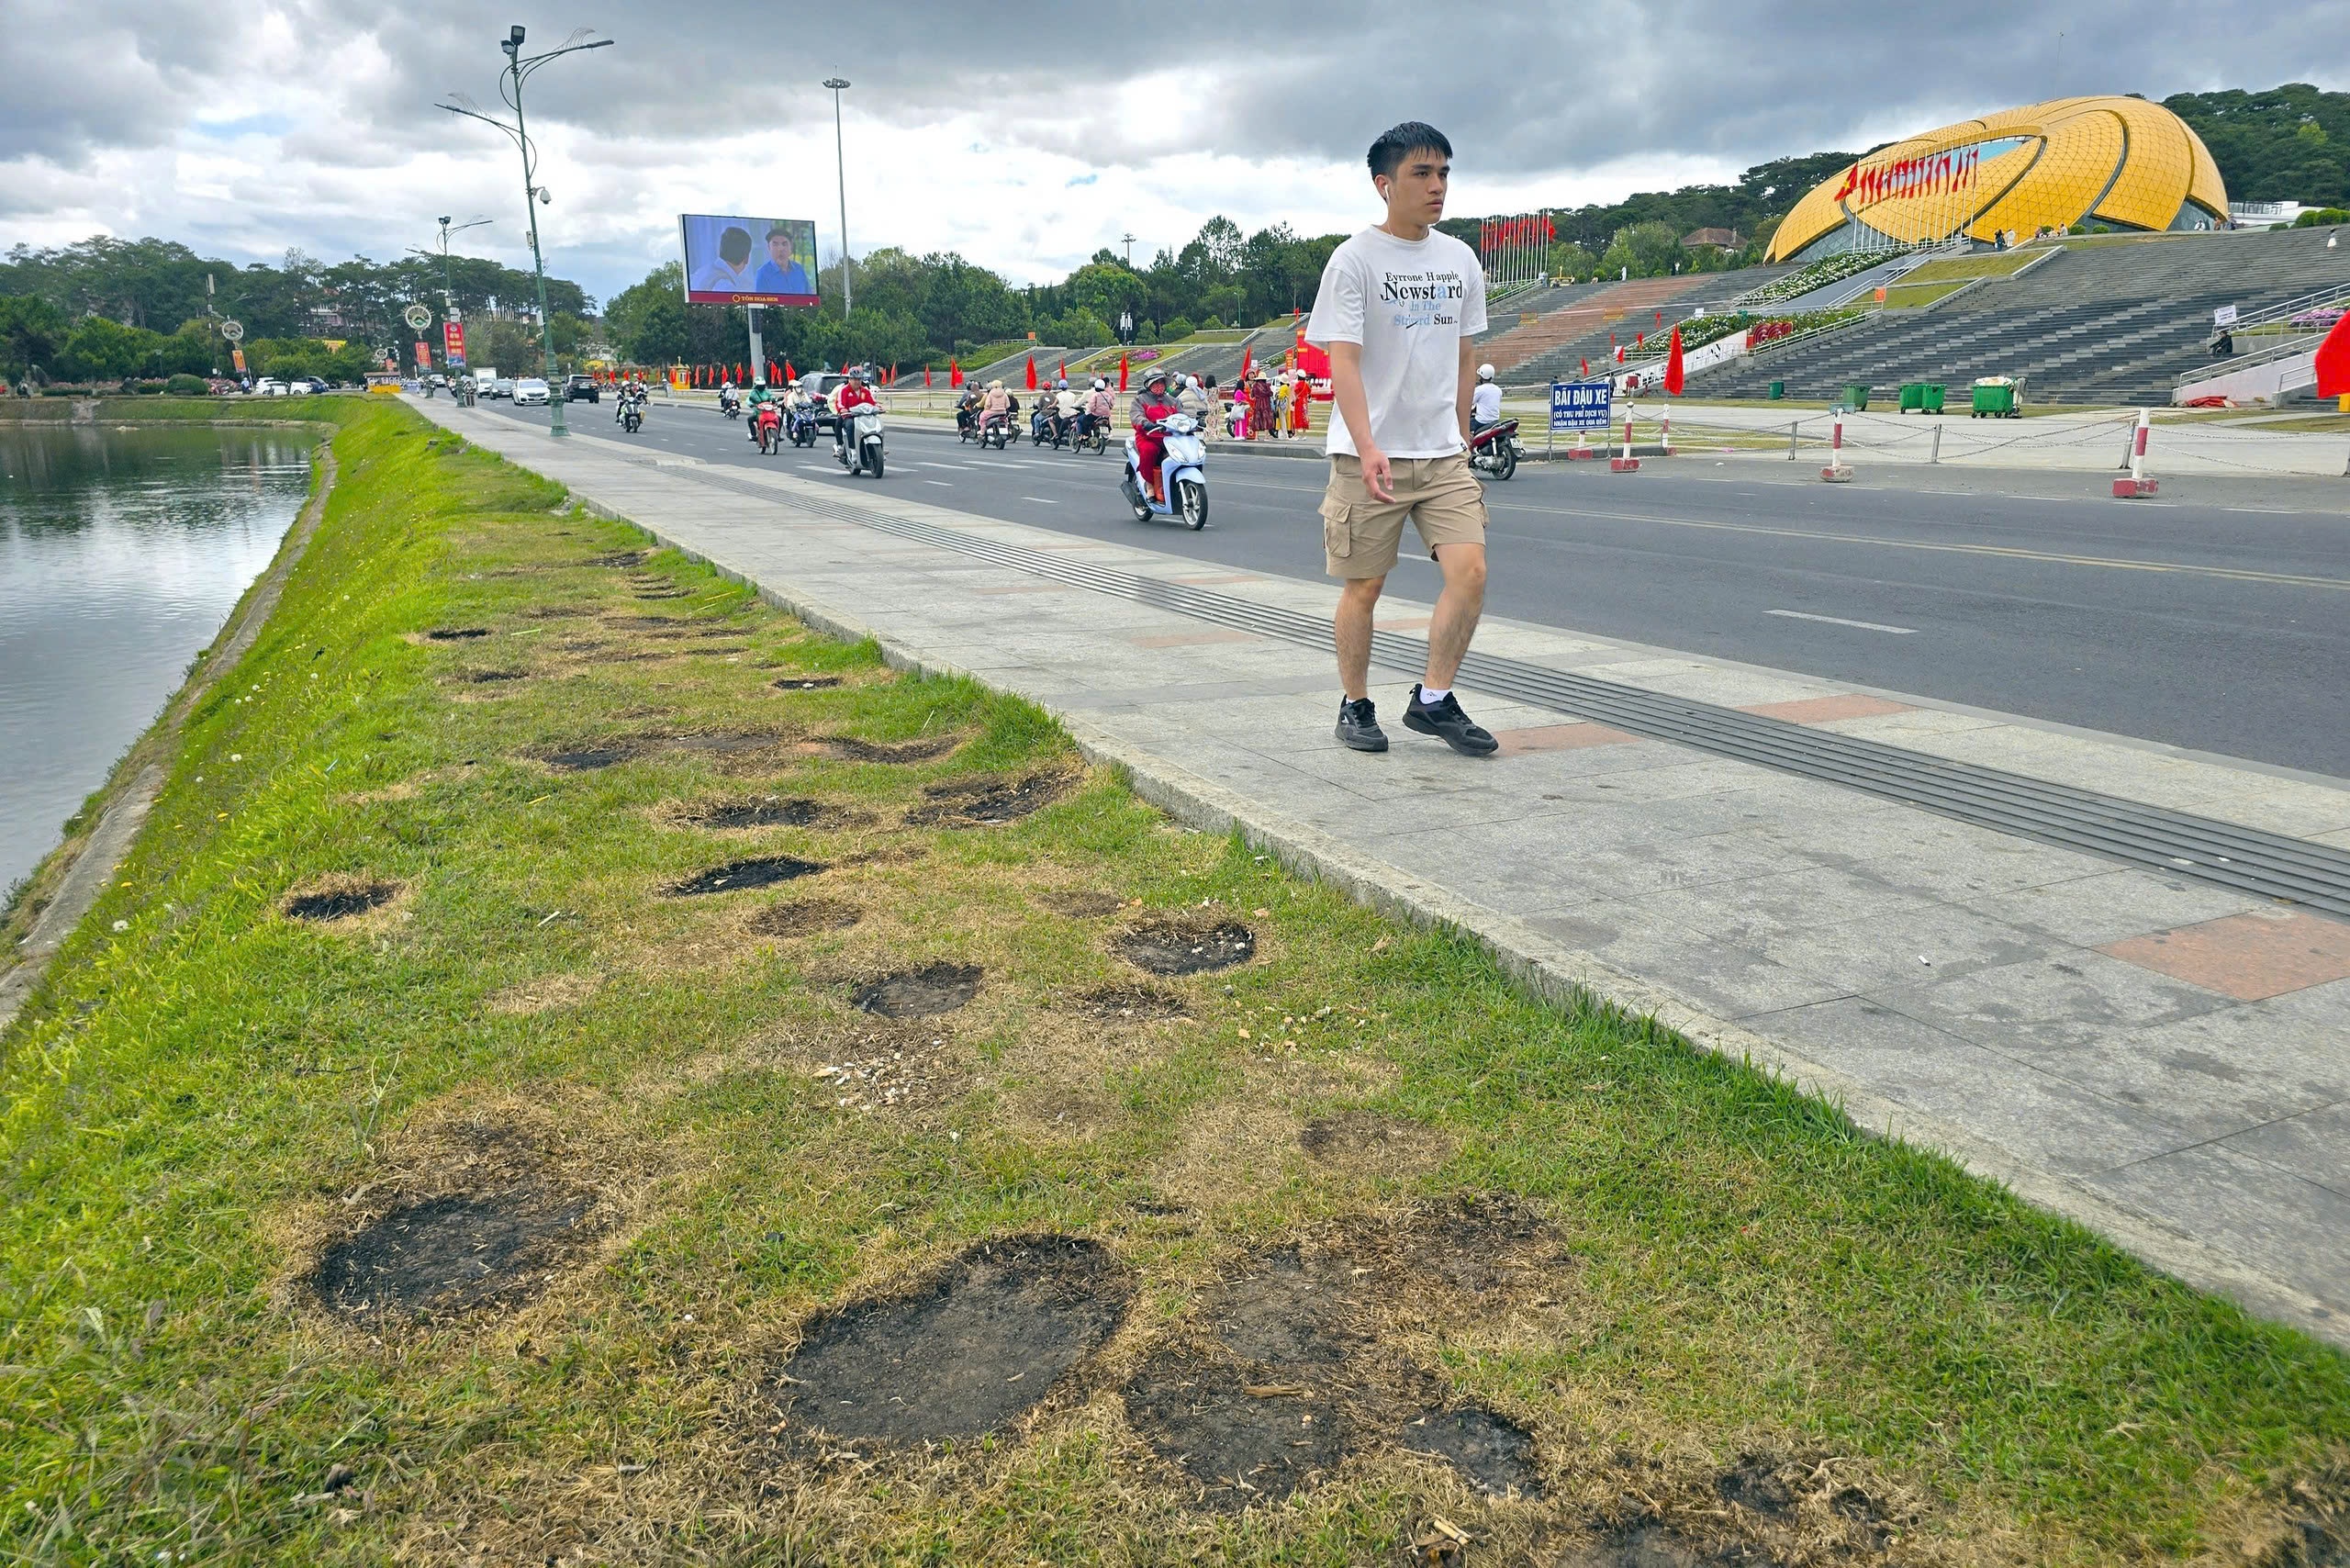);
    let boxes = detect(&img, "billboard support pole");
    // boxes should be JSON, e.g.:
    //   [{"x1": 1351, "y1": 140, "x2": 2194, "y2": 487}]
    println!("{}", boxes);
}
[{"x1": 747, "y1": 306, "x2": 766, "y2": 387}]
